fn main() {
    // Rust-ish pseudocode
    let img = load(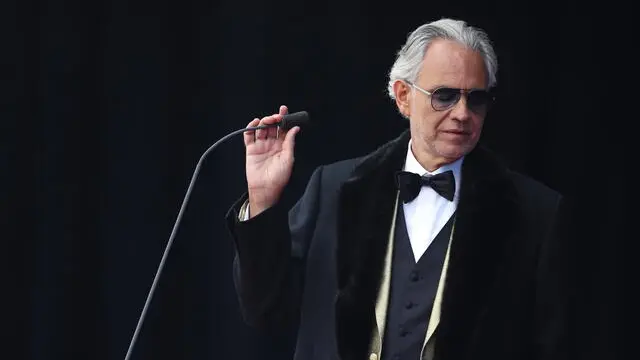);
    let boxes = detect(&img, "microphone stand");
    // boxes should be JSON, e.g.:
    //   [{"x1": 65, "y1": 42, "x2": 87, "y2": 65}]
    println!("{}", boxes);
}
[{"x1": 123, "y1": 122, "x2": 279, "y2": 360}]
